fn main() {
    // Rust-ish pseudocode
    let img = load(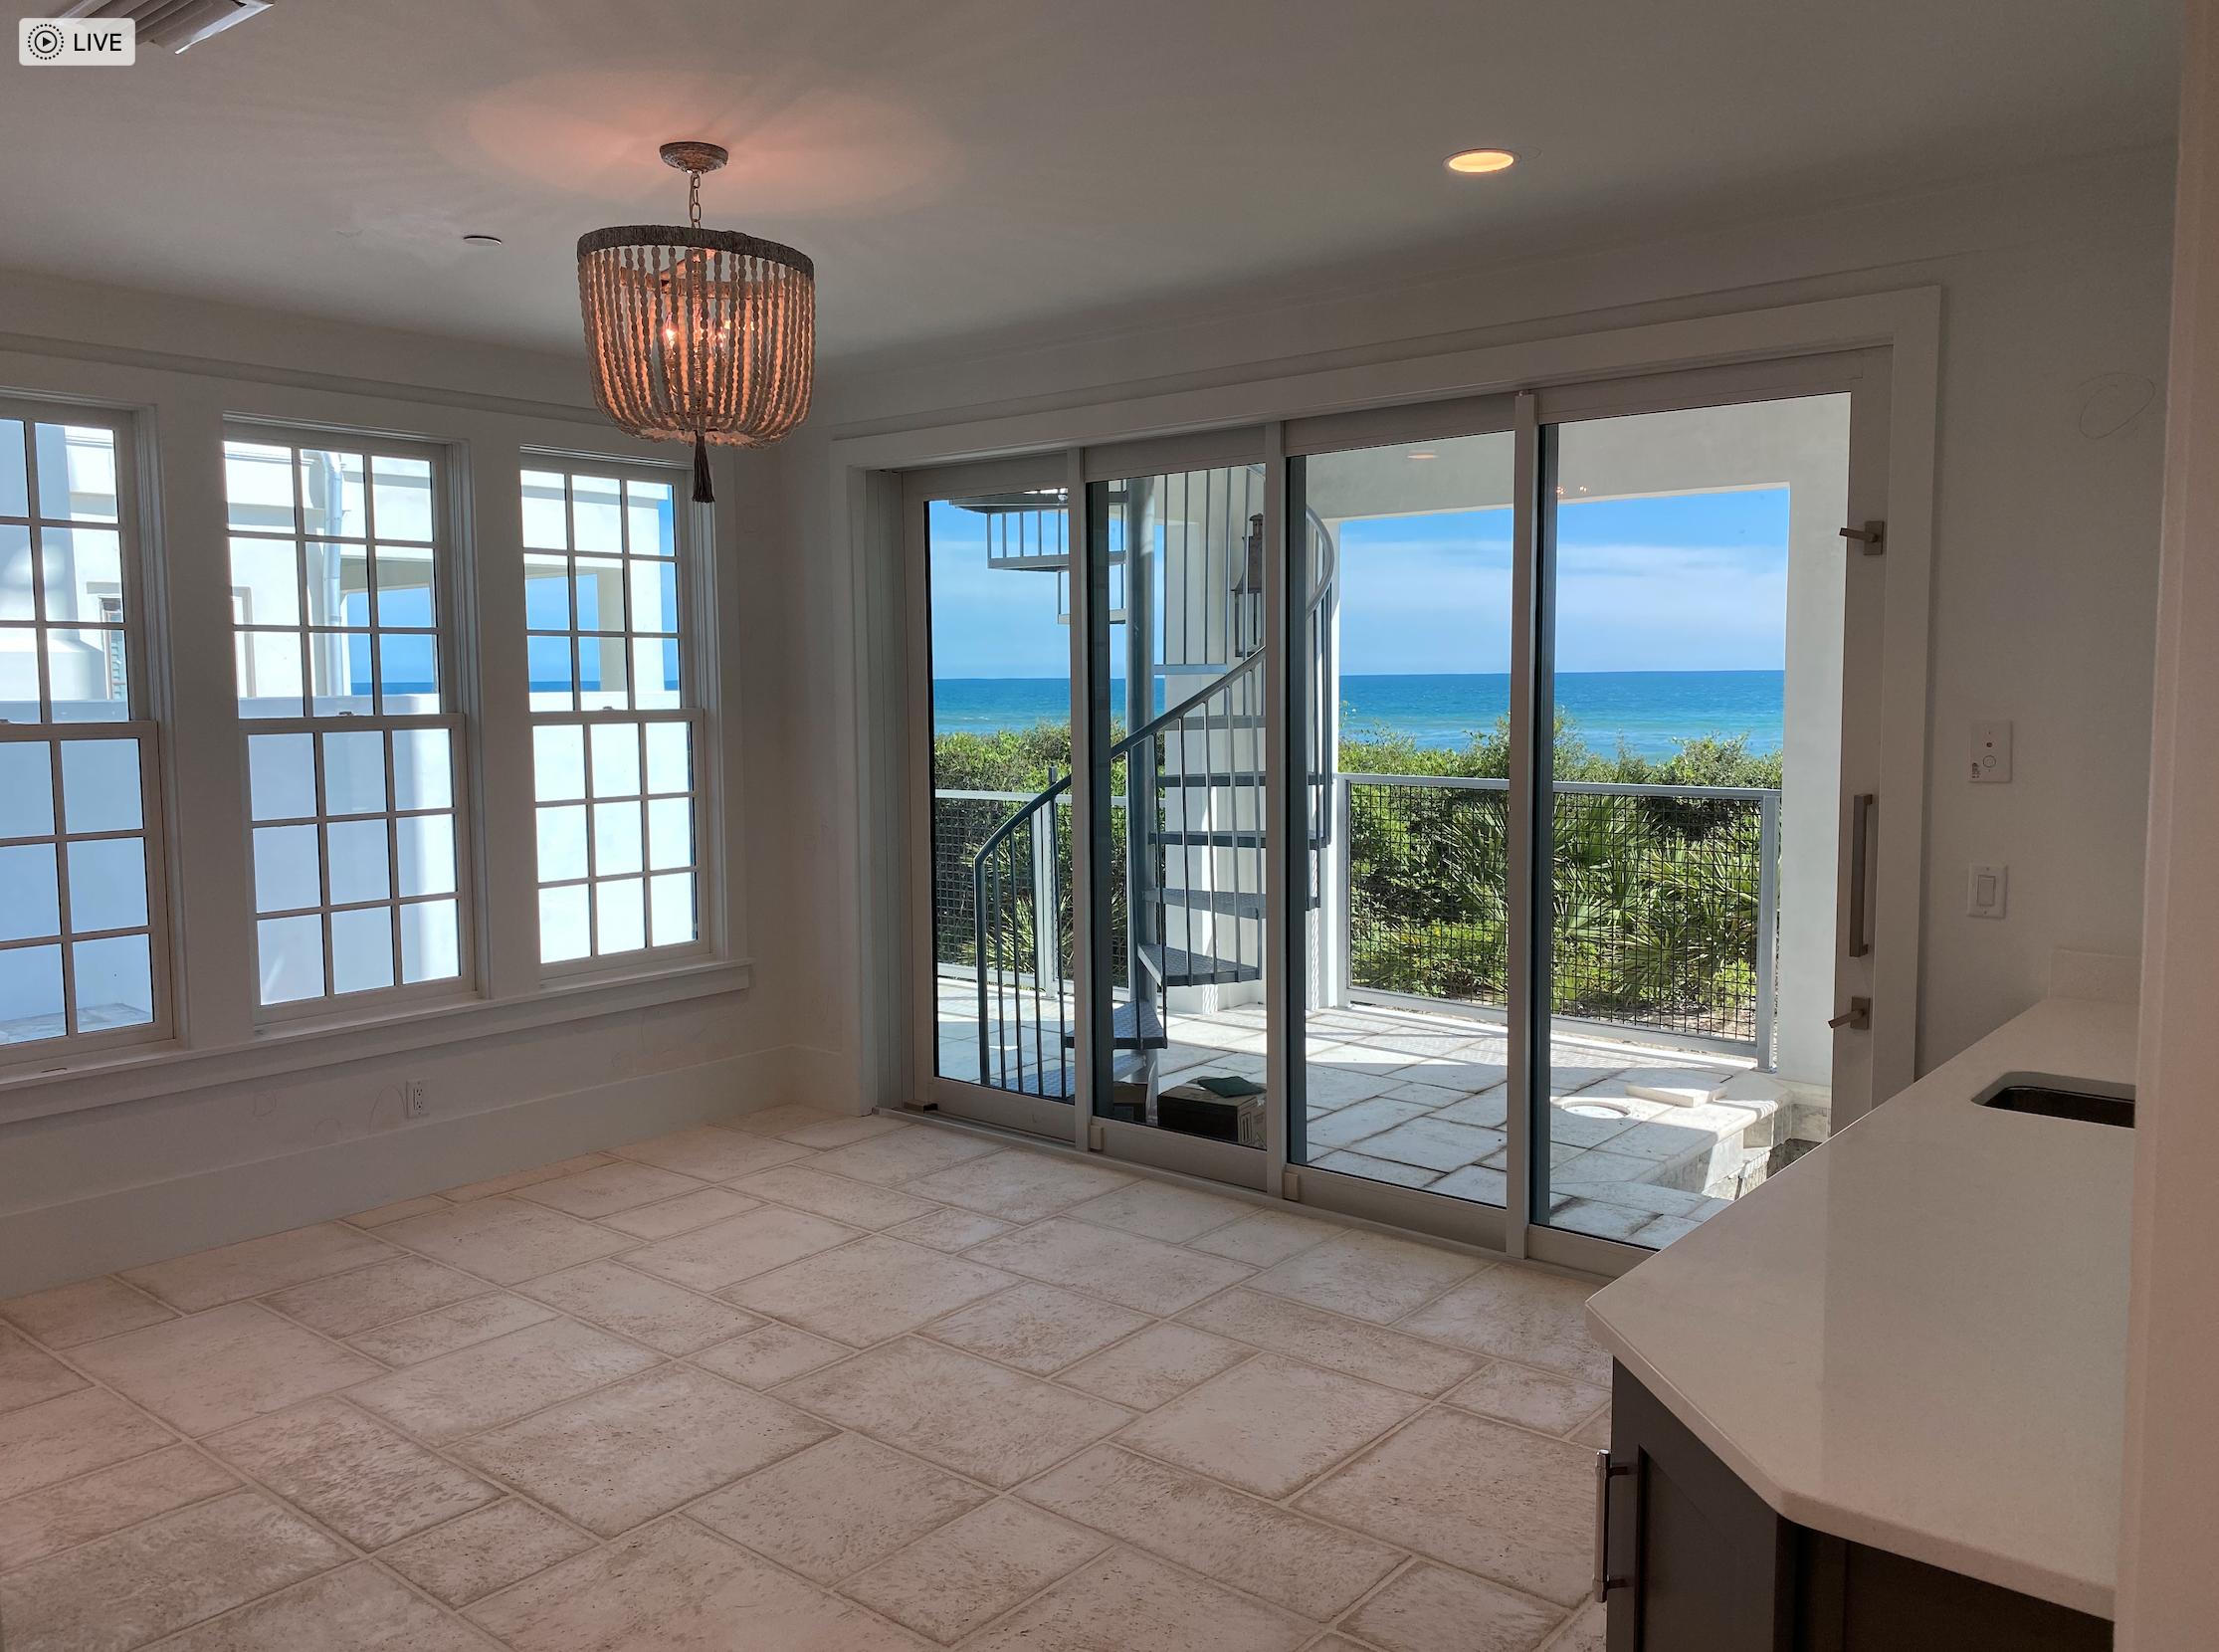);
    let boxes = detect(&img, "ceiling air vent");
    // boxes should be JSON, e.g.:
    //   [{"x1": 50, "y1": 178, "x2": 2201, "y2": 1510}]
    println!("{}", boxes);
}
[{"x1": 54, "y1": 0, "x2": 274, "y2": 53}]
